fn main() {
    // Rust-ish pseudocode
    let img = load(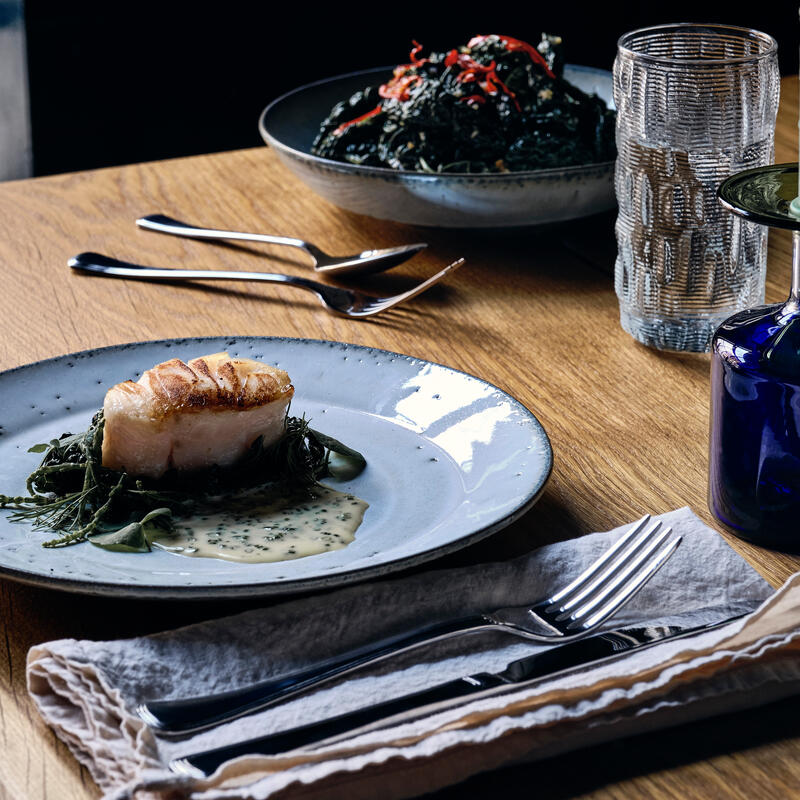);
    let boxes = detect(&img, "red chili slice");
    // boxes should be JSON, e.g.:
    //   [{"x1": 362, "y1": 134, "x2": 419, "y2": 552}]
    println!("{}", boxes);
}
[
  {"x1": 410, "y1": 40, "x2": 428, "y2": 67},
  {"x1": 377, "y1": 51, "x2": 428, "y2": 102},
  {"x1": 467, "y1": 34, "x2": 556, "y2": 79},
  {"x1": 453, "y1": 55, "x2": 520, "y2": 111},
  {"x1": 379, "y1": 73, "x2": 422, "y2": 101},
  {"x1": 444, "y1": 49, "x2": 459, "y2": 67},
  {"x1": 334, "y1": 105, "x2": 383, "y2": 136},
  {"x1": 455, "y1": 60, "x2": 496, "y2": 85}
]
